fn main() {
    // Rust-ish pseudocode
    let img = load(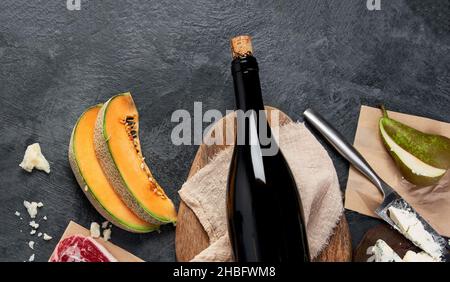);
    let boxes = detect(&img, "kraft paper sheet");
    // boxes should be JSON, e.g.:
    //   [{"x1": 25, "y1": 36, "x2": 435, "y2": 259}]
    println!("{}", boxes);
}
[{"x1": 345, "y1": 106, "x2": 450, "y2": 236}]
